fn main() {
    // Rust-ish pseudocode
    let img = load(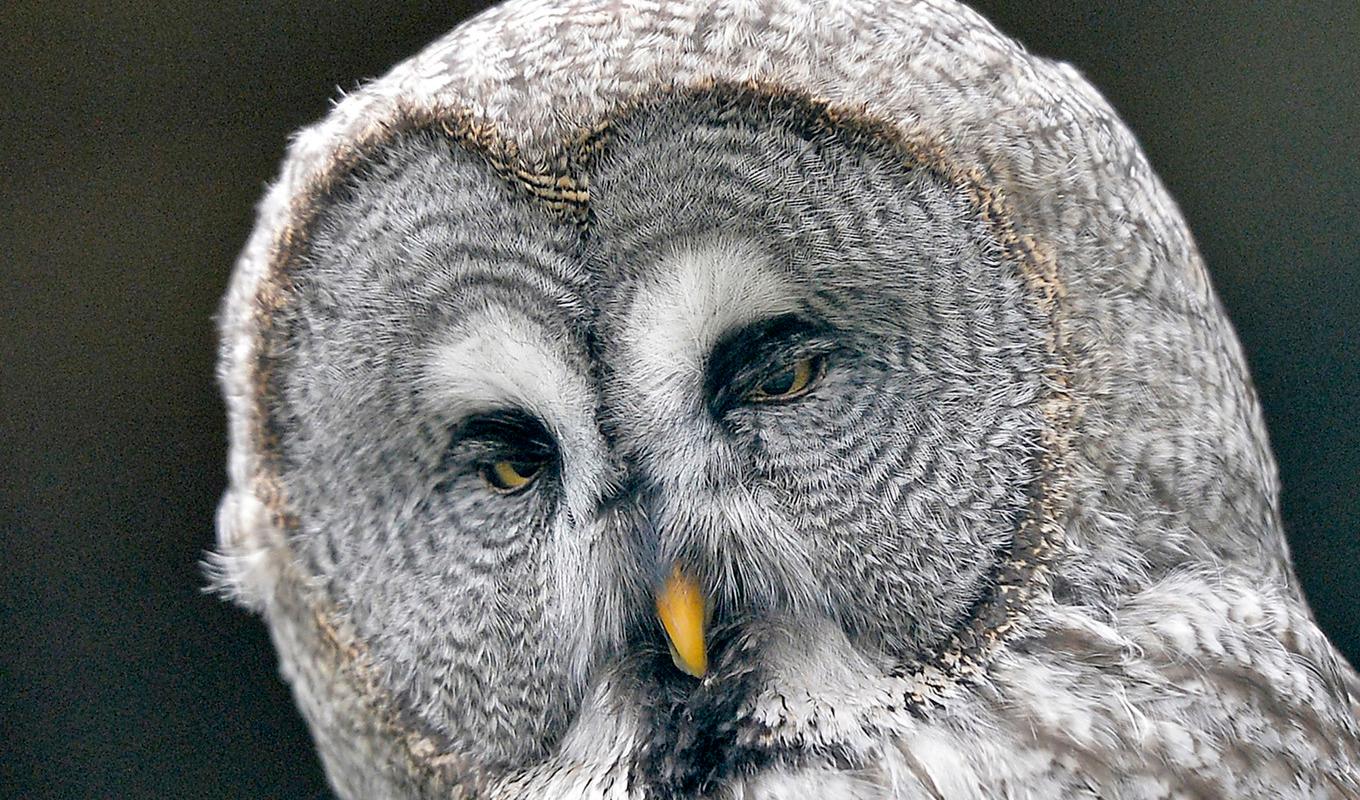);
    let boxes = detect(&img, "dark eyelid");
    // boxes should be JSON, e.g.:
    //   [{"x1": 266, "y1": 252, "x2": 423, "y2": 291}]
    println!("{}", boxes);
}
[
  {"x1": 705, "y1": 313, "x2": 836, "y2": 416},
  {"x1": 453, "y1": 409, "x2": 555, "y2": 457}
]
